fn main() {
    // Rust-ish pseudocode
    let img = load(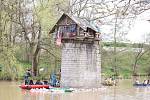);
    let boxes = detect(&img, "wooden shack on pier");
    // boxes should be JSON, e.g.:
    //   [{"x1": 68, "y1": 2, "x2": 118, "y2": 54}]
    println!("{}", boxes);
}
[{"x1": 50, "y1": 13, "x2": 101, "y2": 88}]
